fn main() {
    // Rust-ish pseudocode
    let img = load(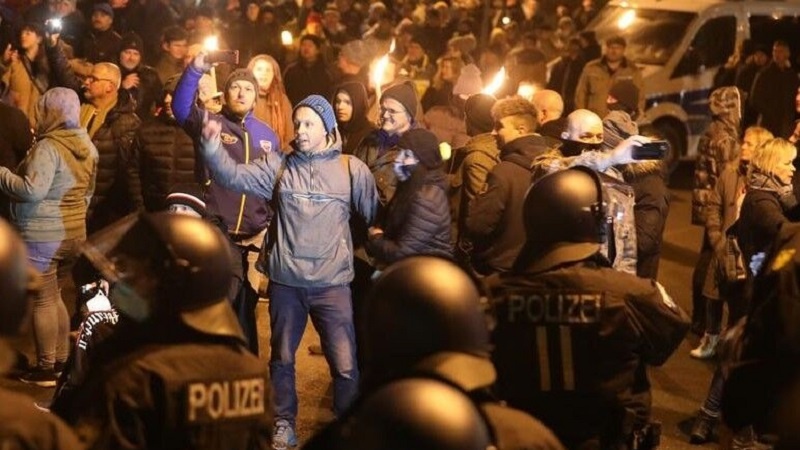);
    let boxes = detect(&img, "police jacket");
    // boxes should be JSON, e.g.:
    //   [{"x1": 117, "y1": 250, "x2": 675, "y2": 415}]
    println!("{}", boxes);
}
[
  {"x1": 200, "y1": 133, "x2": 379, "y2": 287},
  {"x1": 0, "y1": 388, "x2": 82, "y2": 450},
  {"x1": 173, "y1": 65, "x2": 280, "y2": 239},
  {"x1": 466, "y1": 135, "x2": 553, "y2": 274},
  {"x1": 132, "y1": 113, "x2": 197, "y2": 212},
  {"x1": 53, "y1": 324, "x2": 271, "y2": 450},
  {"x1": 489, "y1": 250, "x2": 688, "y2": 447}
]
